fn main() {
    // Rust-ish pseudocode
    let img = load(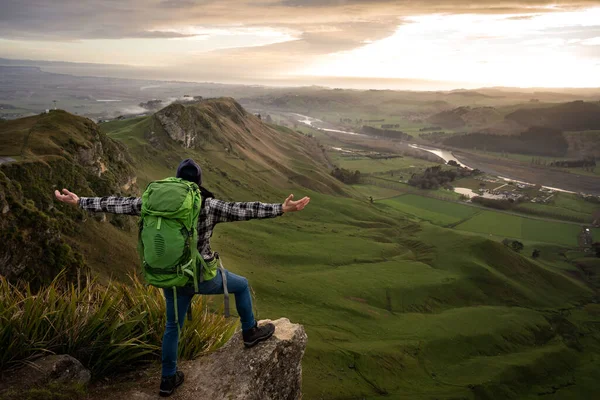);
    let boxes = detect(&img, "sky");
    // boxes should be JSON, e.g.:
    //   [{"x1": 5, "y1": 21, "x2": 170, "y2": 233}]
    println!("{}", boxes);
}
[{"x1": 1, "y1": 0, "x2": 600, "y2": 89}]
